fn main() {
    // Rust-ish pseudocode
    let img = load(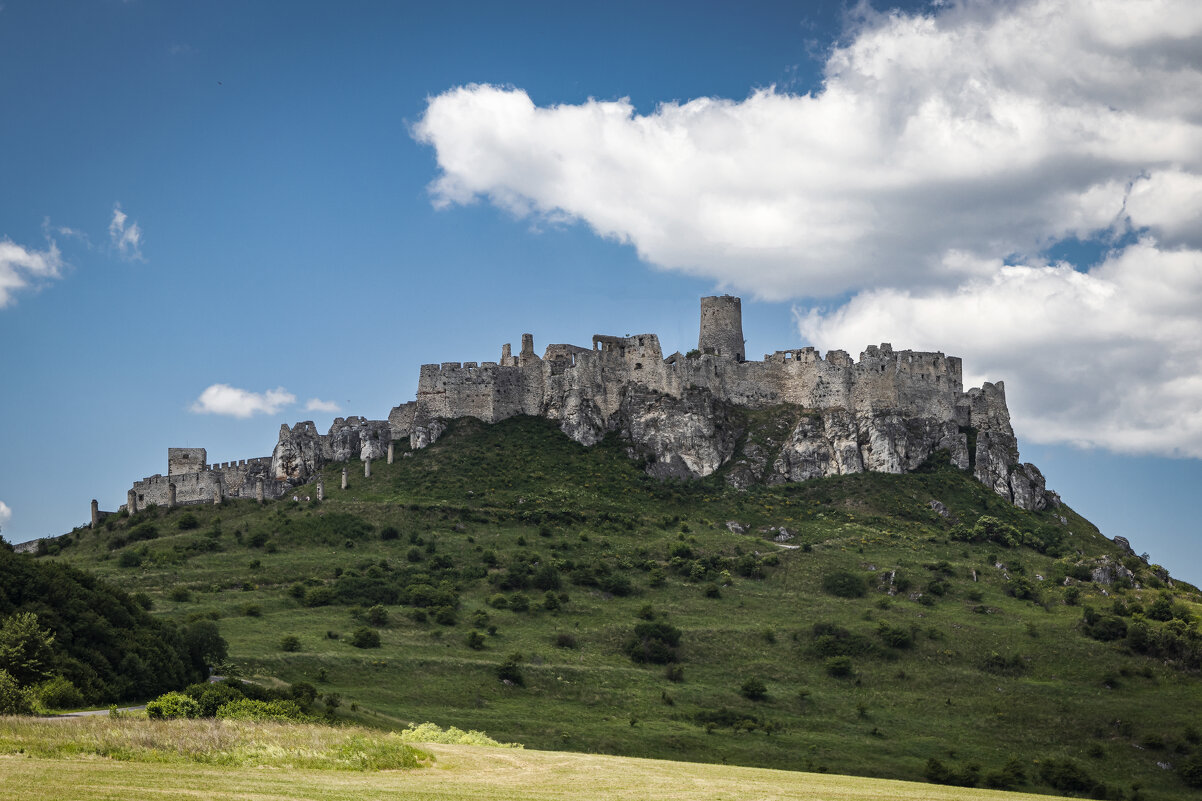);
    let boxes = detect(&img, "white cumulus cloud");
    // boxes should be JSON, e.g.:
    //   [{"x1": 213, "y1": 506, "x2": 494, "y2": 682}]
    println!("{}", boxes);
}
[
  {"x1": 0, "y1": 500, "x2": 11, "y2": 528},
  {"x1": 0, "y1": 237, "x2": 64, "y2": 308},
  {"x1": 414, "y1": 0, "x2": 1202, "y2": 458},
  {"x1": 190, "y1": 384, "x2": 296, "y2": 419},
  {"x1": 305, "y1": 398, "x2": 341, "y2": 413},
  {"x1": 109, "y1": 203, "x2": 144, "y2": 261}
]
